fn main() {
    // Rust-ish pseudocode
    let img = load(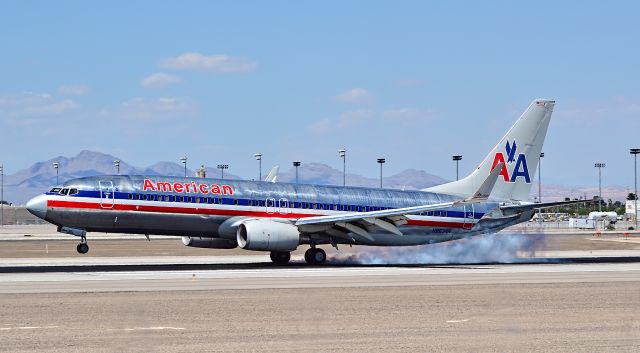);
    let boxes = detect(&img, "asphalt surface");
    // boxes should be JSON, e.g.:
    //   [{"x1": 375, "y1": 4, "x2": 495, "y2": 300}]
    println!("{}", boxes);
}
[
  {"x1": 0, "y1": 279, "x2": 638, "y2": 352},
  {"x1": 1, "y1": 227, "x2": 639, "y2": 352}
]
